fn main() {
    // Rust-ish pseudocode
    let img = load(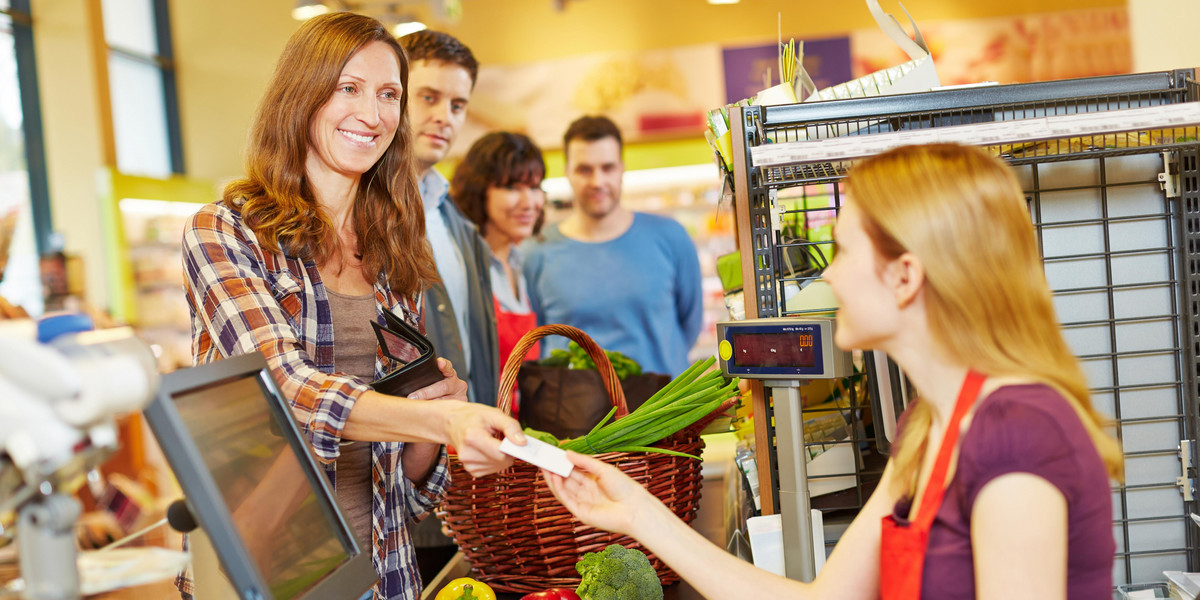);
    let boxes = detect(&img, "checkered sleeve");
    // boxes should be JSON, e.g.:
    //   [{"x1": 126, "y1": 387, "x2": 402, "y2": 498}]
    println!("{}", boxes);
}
[
  {"x1": 182, "y1": 203, "x2": 368, "y2": 463},
  {"x1": 401, "y1": 445, "x2": 450, "y2": 522}
]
